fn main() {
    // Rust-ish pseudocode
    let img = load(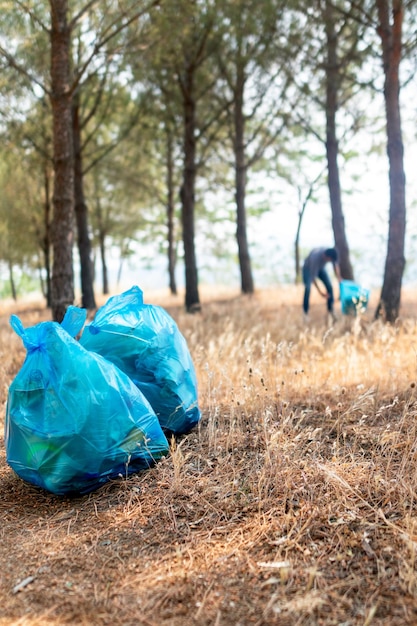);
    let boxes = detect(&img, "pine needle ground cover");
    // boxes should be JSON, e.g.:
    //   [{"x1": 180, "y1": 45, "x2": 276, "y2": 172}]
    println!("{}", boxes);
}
[{"x1": 1, "y1": 285, "x2": 417, "y2": 626}]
